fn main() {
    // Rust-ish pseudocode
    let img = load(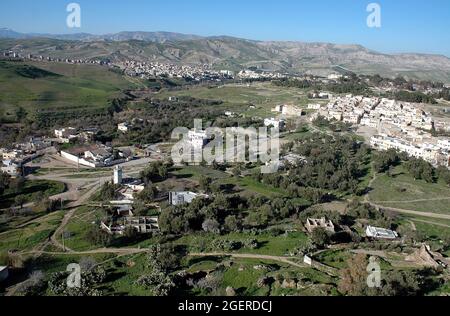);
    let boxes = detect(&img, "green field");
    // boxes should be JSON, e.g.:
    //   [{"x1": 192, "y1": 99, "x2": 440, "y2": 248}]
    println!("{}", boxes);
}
[
  {"x1": 0, "y1": 179, "x2": 66, "y2": 209},
  {"x1": 0, "y1": 60, "x2": 141, "y2": 122},
  {"x1": 157, "y1": 82, "x2": 312, "y2": 117},
  {"x1": 369, "y1": 165, "x2": 450, "y2": 214},
  {"x1": 0, "y1": 211, "x2": 63, "y2": 252},
  {"x1": 55, "y1": 206, "x2": 105, "y2": 252}
]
